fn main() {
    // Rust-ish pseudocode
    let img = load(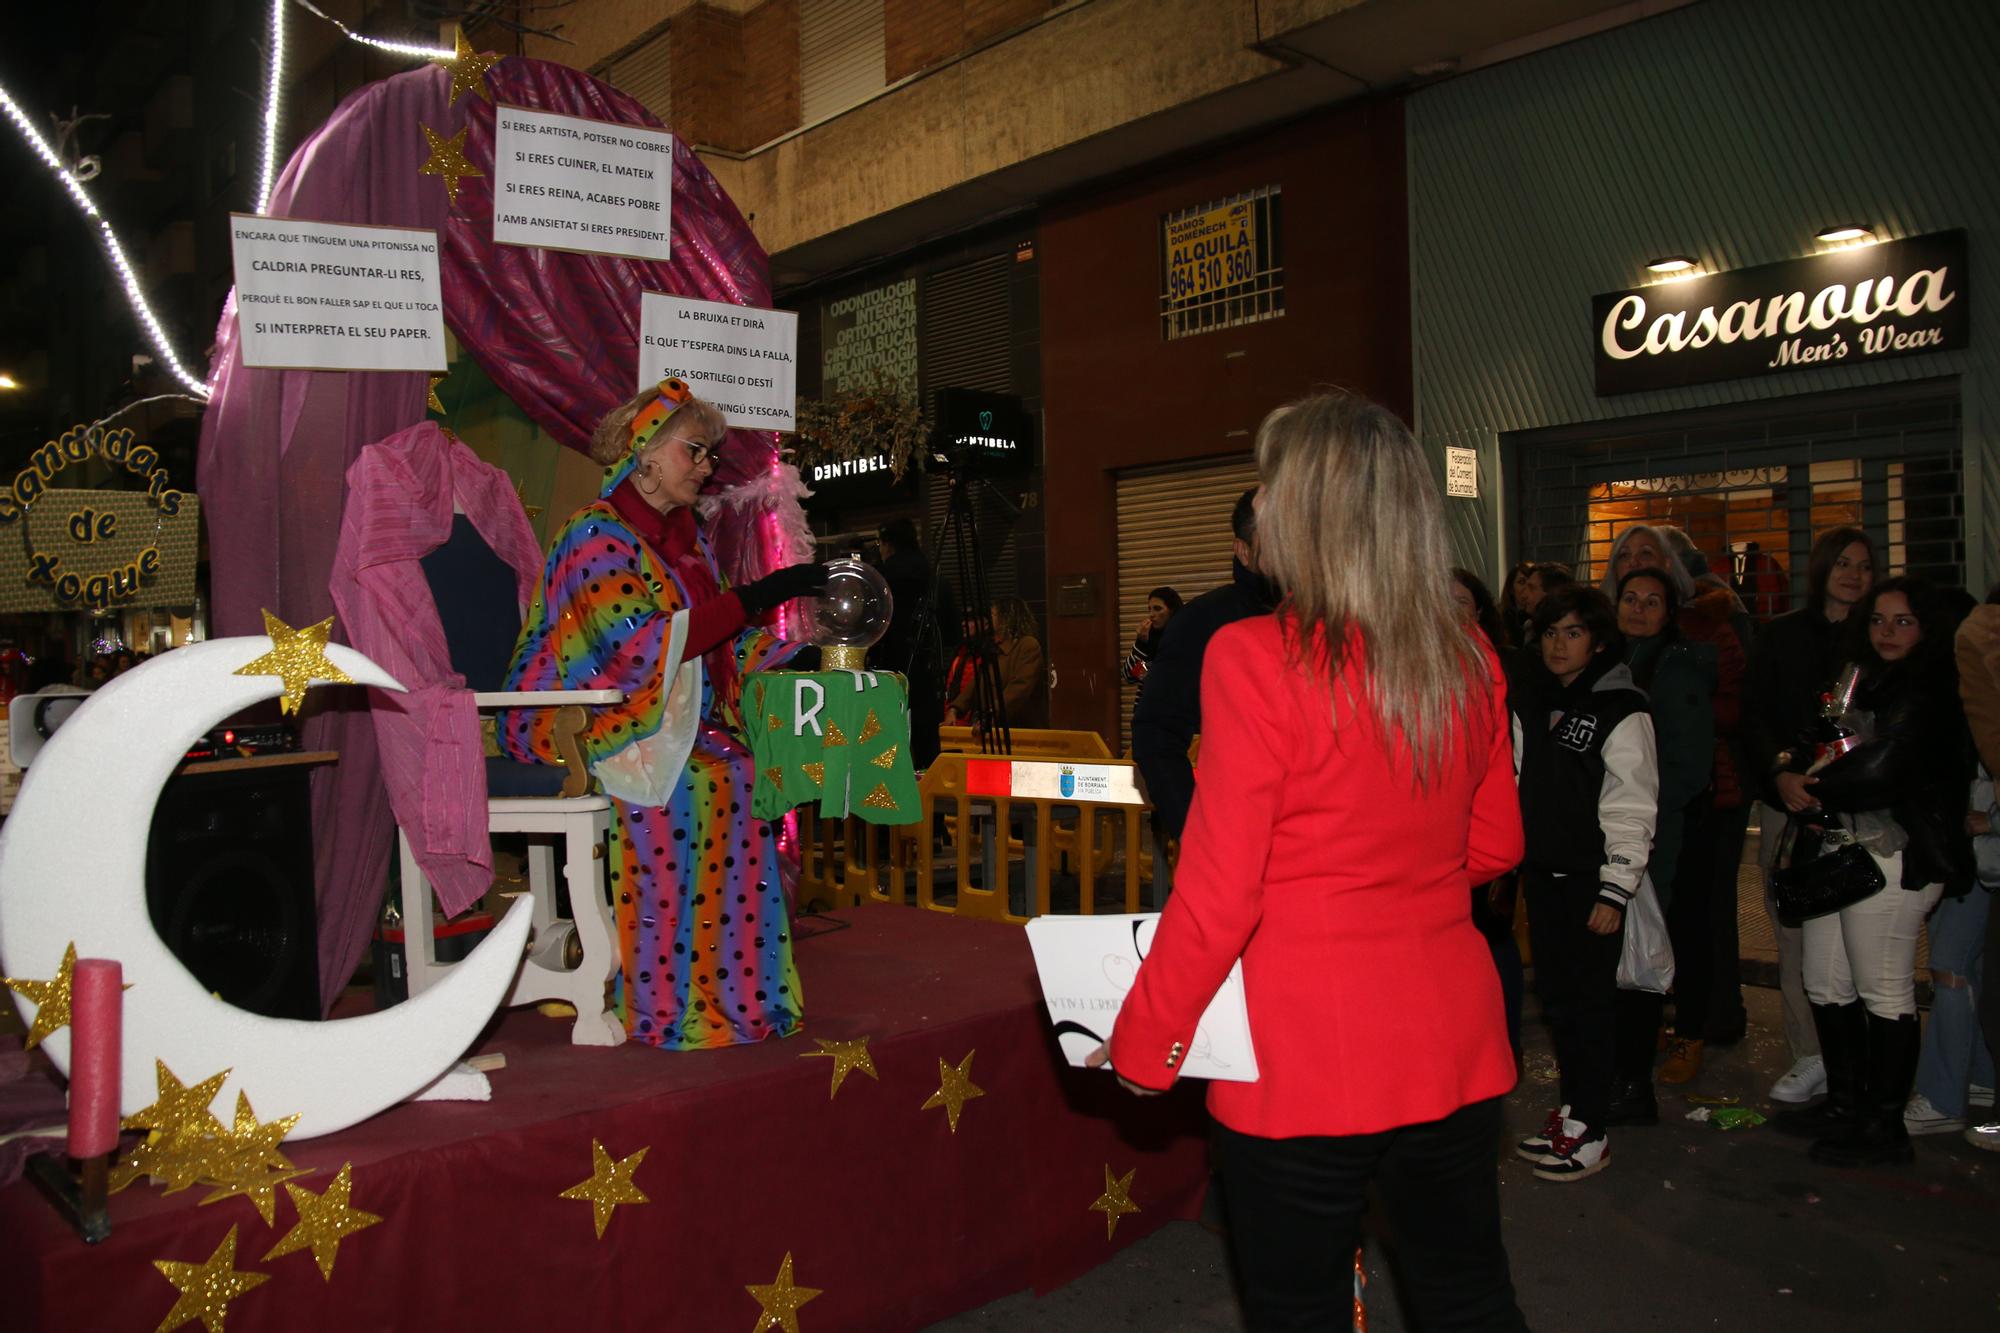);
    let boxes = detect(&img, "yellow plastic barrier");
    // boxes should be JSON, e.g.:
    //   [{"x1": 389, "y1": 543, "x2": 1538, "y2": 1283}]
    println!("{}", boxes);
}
[{"x1": 795, "y1": 752, "x2": 1162, "y2": 922}]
